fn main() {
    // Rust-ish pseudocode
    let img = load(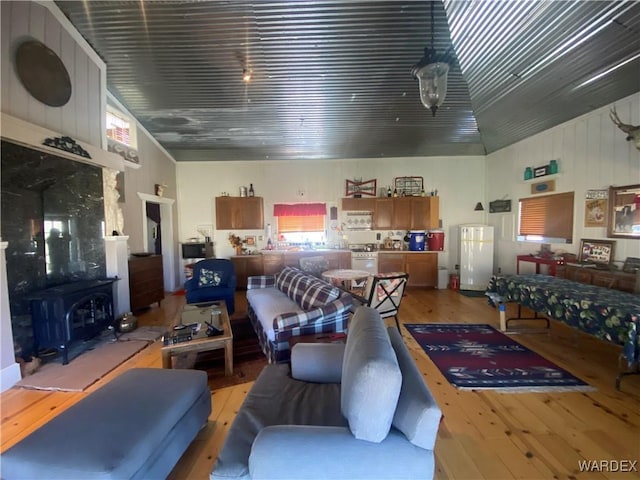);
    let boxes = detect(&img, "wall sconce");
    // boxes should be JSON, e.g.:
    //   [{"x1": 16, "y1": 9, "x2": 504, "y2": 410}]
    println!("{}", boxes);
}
[
  {"x1": 474, "y1": 202, "x2": 484, "y2": 211},
  {"x1": 411, "y1": 1, "x2": 453, "y2": 116}
]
